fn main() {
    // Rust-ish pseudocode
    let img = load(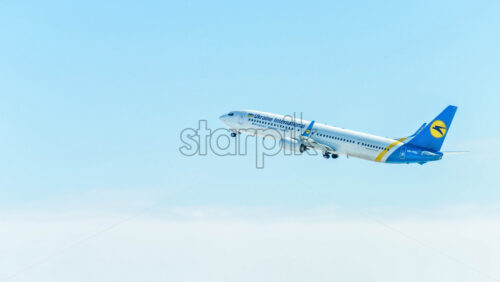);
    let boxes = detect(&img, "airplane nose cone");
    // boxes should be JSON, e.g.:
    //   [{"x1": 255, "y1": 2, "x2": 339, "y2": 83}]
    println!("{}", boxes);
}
[{"x1": 220, "y1": 114, "x2": 230, "y2": 124}]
